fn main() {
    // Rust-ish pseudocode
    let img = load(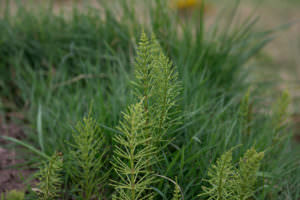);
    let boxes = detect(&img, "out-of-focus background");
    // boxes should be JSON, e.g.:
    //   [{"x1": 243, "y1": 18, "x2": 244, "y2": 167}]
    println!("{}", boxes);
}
[
  {"x1": 216, "y1": 0, "x2": 300, "y2": 132},
  {"x1": 23, "y1": 0, "x2": 300, "y2": 133},
  {"x1": 2, "y1": 0, "x2": 299, "y2": 107}
]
